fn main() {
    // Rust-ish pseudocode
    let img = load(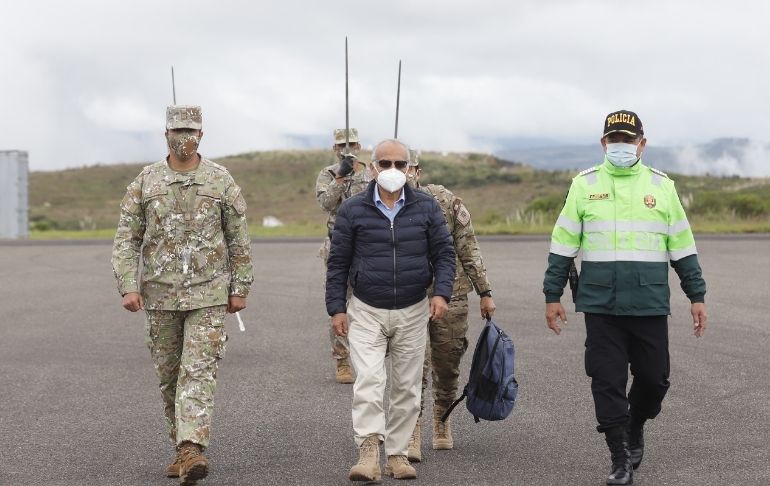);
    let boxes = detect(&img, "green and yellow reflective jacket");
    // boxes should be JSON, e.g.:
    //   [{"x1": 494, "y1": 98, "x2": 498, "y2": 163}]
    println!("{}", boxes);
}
[{"x1": 543, "y1": 158, "x2": 706, "y2": 316}]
